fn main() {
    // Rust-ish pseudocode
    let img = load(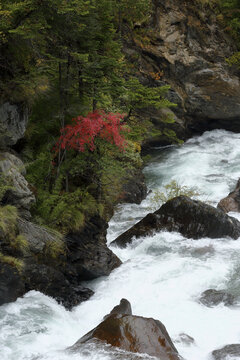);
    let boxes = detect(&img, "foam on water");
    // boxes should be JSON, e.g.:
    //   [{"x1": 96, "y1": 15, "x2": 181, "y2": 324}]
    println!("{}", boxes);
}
[{"x1": 1, "y1": 130, "x2": 240, "y2": 360}]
